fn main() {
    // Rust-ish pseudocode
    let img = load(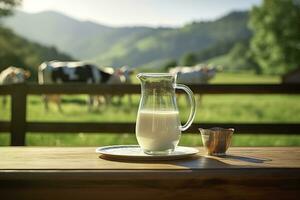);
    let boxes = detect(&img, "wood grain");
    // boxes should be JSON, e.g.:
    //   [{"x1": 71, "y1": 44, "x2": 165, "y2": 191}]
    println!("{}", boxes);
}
[
  {"x1": 0, "y1": 147, "x2": 299, "y2": 200},
  {"x1": 10, "y1": 84, "x2": 27, "y2": 146},
  {"x1": 22, "y1": 122, "x2": 300, "y2": 134},
  {"x1": 1, "y1": 122, "x2": 300, "y2": 137},
  {"x1": 0, "y1": 147, "x2": 299, "y2": 169},
  {"x1": 1, "y1": 83, "x2": 300, "y2": 95}
]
